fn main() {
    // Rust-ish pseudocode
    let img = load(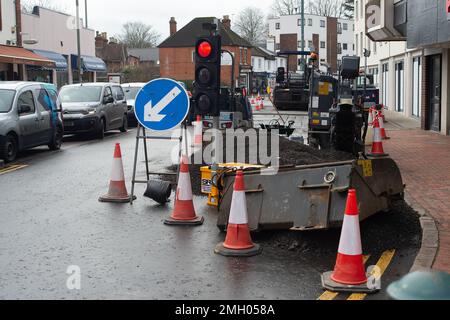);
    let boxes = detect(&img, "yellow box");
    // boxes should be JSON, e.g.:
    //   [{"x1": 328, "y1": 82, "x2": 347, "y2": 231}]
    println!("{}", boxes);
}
[{"x1": 201, "y1": 163, "x2": 264, "y2": 207}]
